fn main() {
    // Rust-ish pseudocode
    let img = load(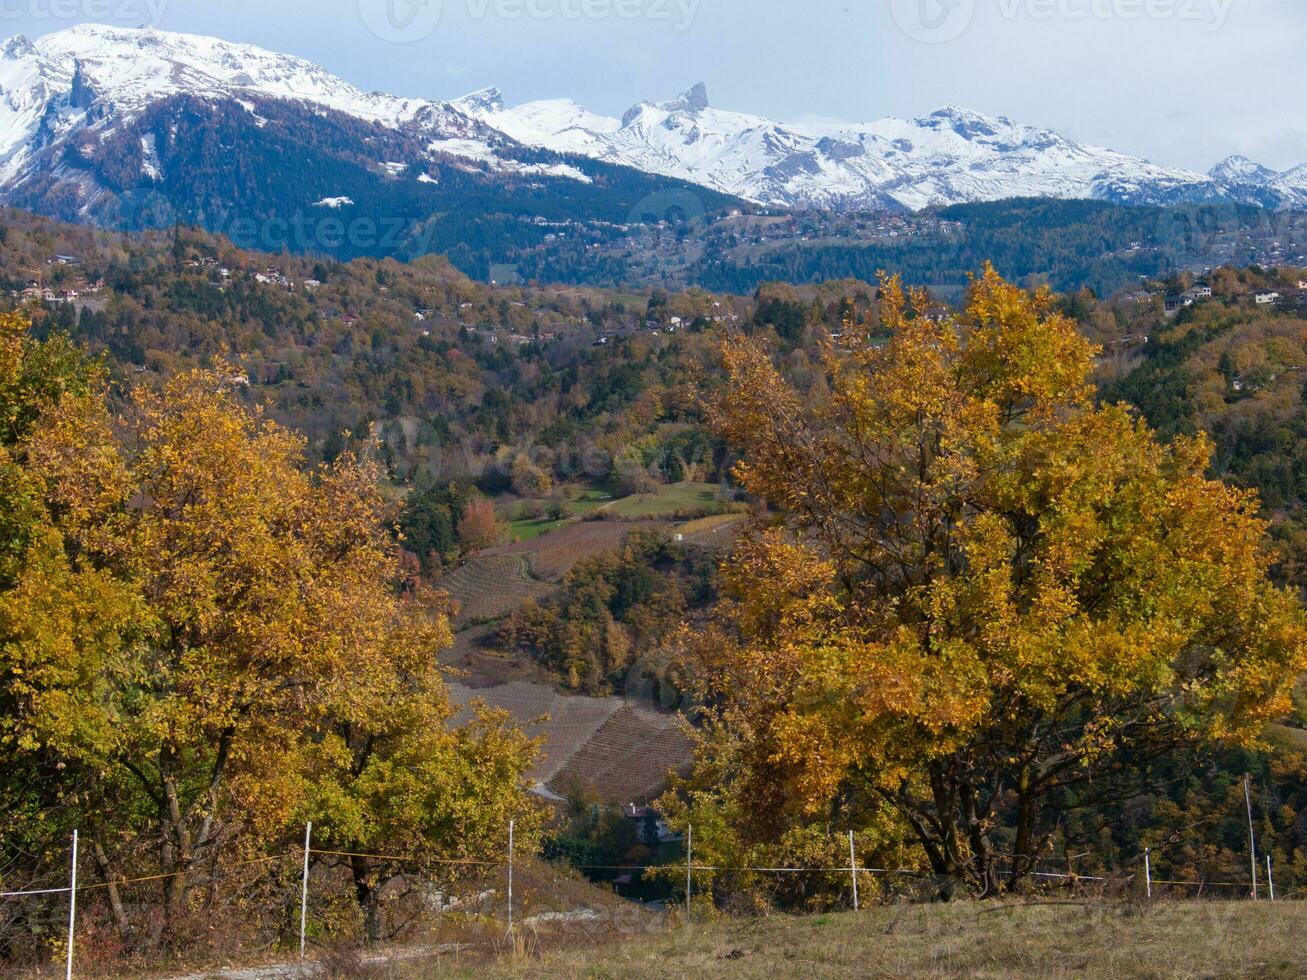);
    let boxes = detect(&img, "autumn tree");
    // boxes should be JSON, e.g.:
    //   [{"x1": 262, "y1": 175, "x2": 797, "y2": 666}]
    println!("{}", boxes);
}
[
  {"x1": 1, "y1": 316, "x2": 542, "y2": 945},
  {"x1": 680, "y1": 267, "x2": 1307, "y2": 897},
  {"x1": 457, "y1": 496, "x2": 503, "y2": 551},
  {"x1": 510, "y1": 452, "x2": 553, "y2": 498},
  {"x1": 0, "y1": 313, "x2": 145, "y2": 913},
  {"x1": 295, "y1": 593, "x2": 541, "y2": 941}
]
